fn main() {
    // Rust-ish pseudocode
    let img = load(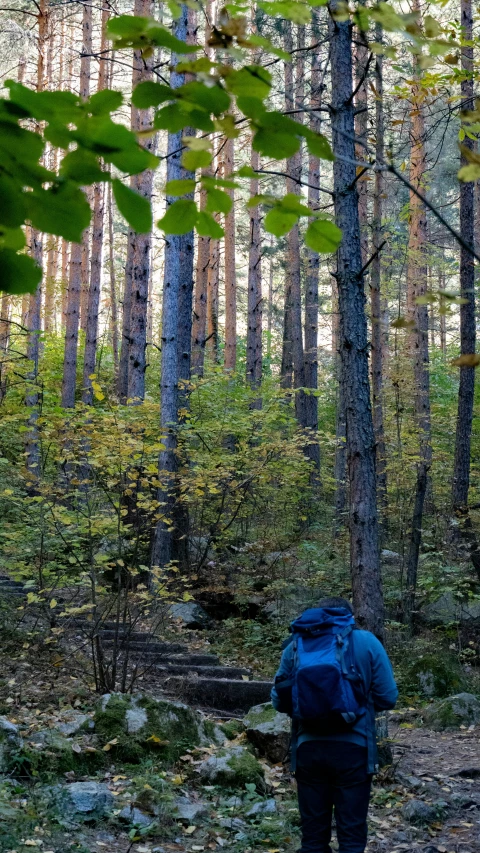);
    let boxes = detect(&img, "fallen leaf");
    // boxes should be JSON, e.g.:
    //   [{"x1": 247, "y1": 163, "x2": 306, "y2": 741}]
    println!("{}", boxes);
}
[
  {"x1": 451, "y1": 353, "x2": 480, "y2": 367},
  {"x1": 184, "y1": 826, "x2": 197, "y2": 835}
]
